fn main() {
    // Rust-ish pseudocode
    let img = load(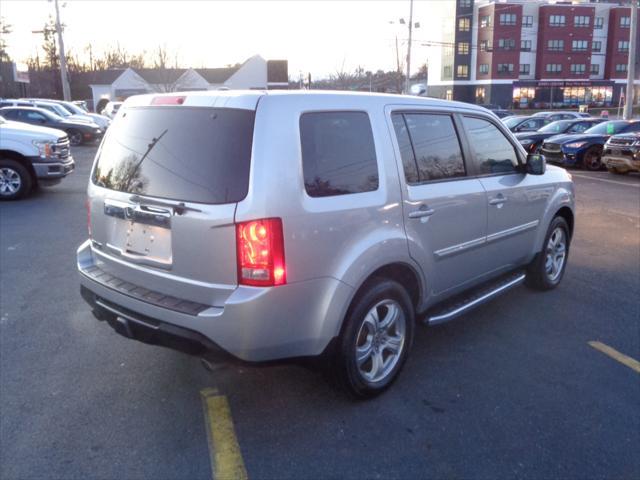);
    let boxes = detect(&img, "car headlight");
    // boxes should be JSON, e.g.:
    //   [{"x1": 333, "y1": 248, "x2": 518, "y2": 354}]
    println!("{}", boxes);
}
[
  {"x1": 565, "y1": 141, "x2": 587, "y2": 149},
  {"x1": 32, "y1": 140, "x2": 54, "y2": 159},
  {"x1": 519, "y1": 139, "x2": 534, "y2": 145}
]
